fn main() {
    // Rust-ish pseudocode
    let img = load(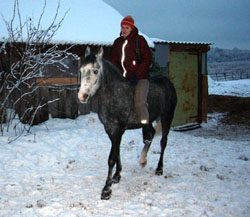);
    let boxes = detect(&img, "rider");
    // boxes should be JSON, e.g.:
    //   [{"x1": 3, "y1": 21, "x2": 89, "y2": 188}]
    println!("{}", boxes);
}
[{"x1": 111, "y1": 15, "x2": 153, "y2": 143}]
